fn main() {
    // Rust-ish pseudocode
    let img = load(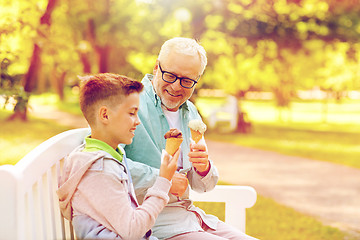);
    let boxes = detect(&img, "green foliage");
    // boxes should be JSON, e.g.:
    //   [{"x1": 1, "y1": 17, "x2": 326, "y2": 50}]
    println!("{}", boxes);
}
[
  {"x1": 3, "y1": 0, "x2": 360, "y2": 112},
  {"x1": 198, "y1": 0, "x2": 360, "y2": 106},
  {"x1": 0, "y1": 58, "x2": 29, "y2": 114}
]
